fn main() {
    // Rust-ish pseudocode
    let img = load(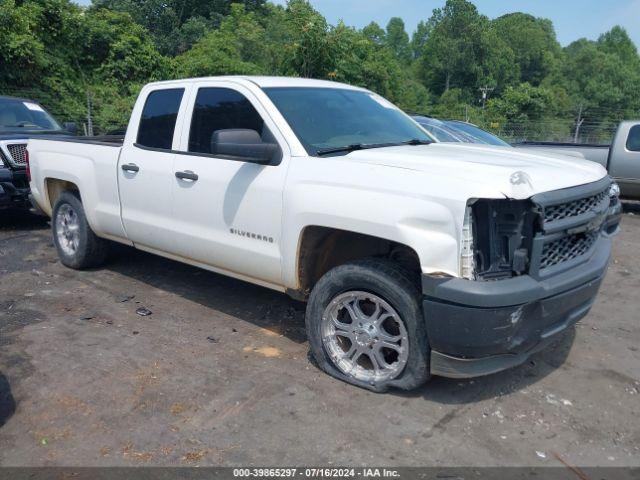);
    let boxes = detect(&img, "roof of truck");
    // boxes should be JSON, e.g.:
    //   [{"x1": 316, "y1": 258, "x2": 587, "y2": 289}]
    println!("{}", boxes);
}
[{"x1": 145, "y1": 76, "x2": 367, "y2": 91}]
